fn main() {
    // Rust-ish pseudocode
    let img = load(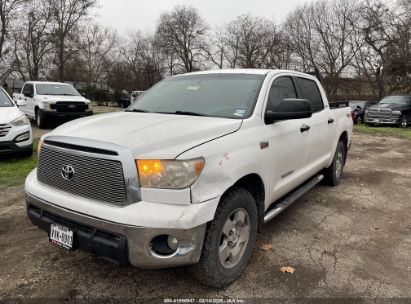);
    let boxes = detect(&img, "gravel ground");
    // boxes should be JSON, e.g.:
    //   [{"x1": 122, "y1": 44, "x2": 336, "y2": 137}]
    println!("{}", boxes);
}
[{"x1": 0, "y1": 128, "x2": 410, "y2": 303}]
